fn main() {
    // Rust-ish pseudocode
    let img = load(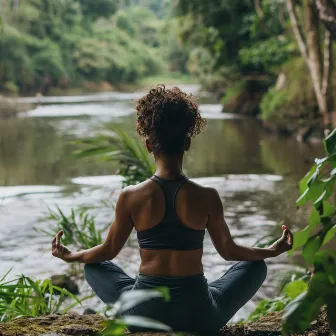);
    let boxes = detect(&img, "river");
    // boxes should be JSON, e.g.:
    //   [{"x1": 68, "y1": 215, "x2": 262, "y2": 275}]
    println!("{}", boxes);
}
[{"x1": 0, "y1": 84, "x2": 324, "y2": 321}]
